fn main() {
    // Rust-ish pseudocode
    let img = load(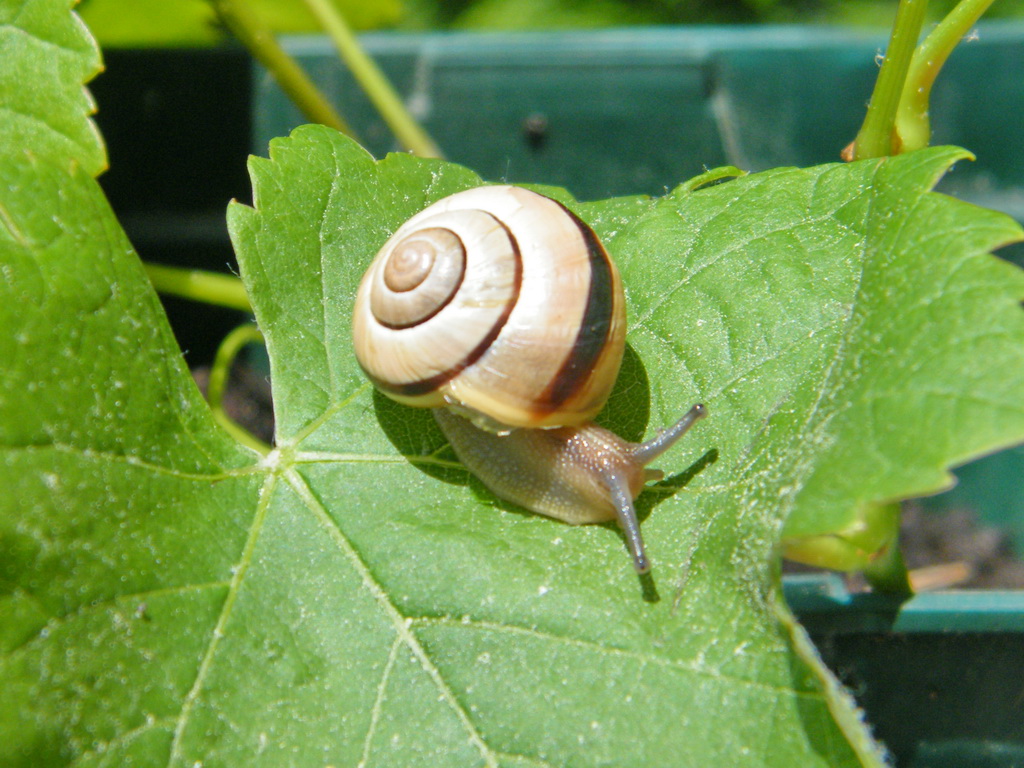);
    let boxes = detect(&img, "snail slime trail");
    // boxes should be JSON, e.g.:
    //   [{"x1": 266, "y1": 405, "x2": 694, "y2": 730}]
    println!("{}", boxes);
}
[{"x1": 353, "y1": 185, "x2": 706, "y2": 574}]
